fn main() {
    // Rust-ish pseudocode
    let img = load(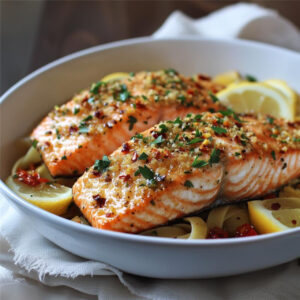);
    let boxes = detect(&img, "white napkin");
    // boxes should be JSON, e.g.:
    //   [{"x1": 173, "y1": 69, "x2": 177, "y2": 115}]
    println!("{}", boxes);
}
[
  {"x1": 1, "y1": 3, "x2": 300, "y2": 300},
  {"x1": 153, "y1": 3, "x2": 300, "y2": 51}
]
